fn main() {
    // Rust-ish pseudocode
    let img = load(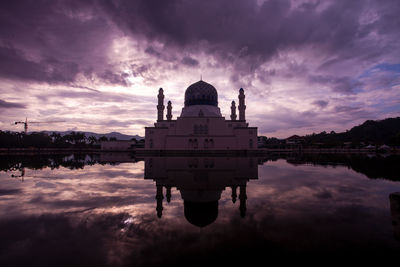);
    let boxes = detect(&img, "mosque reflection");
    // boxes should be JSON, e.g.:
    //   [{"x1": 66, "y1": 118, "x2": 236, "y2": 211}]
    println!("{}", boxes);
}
[{"x1": 144, "y1": 157, "x2": 258, "y2": 227}]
